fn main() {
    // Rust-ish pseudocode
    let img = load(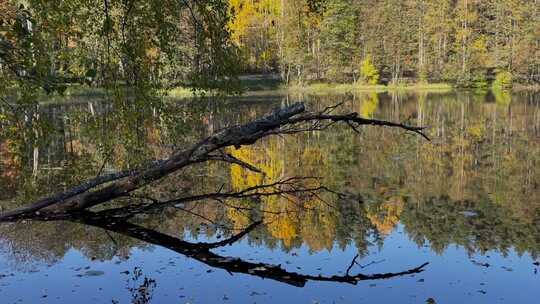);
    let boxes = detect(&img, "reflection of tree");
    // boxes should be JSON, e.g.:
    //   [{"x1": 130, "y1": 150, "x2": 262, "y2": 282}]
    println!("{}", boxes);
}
[
  {"x1": 366, "y1": 196, "x2": 405, "y2": 235},
  {"x1": 359, "y1": 92, "x2": 379, "y2": 118},
  {"x1": 69, "y1": 211, "x2": 428, "y2": 287},
  {"x1": 265, "y1": 202, "x2": 299, "y2": 248},
  {"x1": 0, "y1": 90, "x2": 539, "y2": 265},
  {"x1": 0, "y1": 219, "x2": 136, "y2": 267},
  {"x1": 401, "y1": 196, "x2": 540, "y2": 258},
  {"x1": 301, "y1": 200, "x2": 338, "y2": 252},
  {"x1": 0, "y1": 140, "x2": 20, "y2": 196}
]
